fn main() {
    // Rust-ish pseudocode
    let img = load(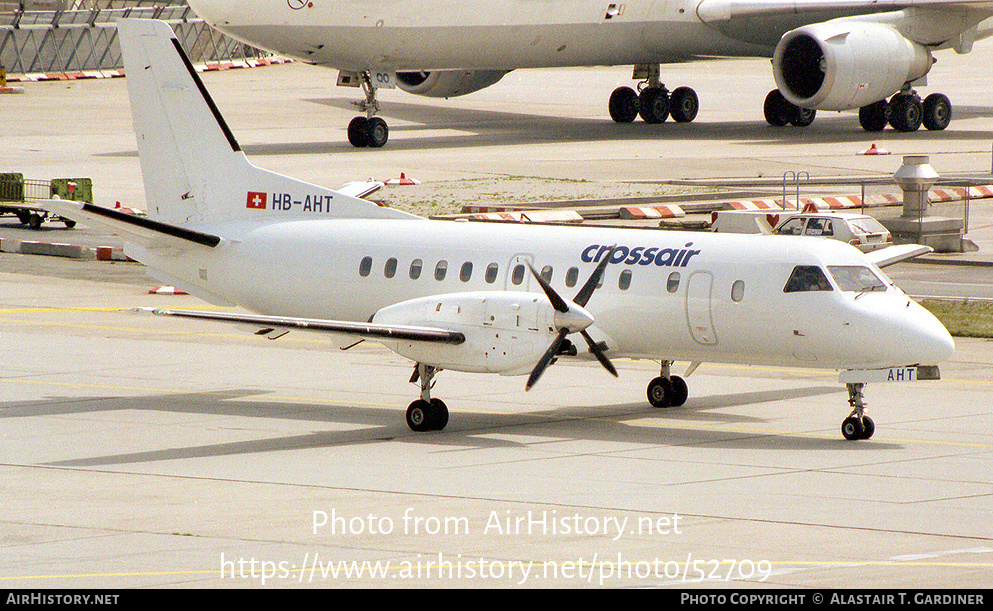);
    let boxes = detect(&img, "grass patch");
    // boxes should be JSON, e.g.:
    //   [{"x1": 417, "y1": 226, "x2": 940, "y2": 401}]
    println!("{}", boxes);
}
[{"x1": 919, "y1": 299, "x2": 993, "y2": 338}]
